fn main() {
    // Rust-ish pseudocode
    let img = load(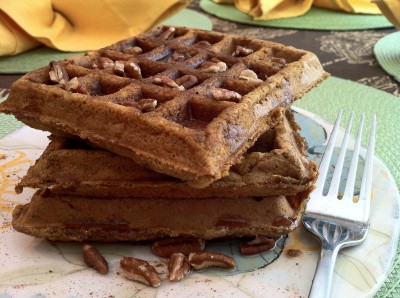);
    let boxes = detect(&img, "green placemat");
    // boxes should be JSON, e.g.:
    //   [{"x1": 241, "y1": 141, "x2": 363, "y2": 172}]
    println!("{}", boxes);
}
[
  {"x1": 200, "y1": 0, "x2": 393, "y2": 31},
  {"x1": 0, "y1": 8, "x2": 212, "y2": 74},
  {"x1": 374, "y1": 31, "x2": 400, "y2": 83}
]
